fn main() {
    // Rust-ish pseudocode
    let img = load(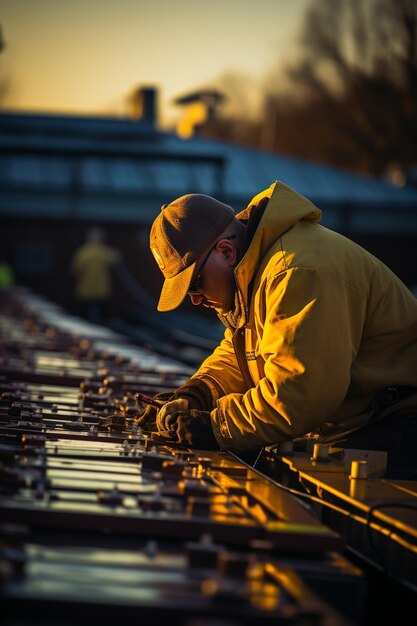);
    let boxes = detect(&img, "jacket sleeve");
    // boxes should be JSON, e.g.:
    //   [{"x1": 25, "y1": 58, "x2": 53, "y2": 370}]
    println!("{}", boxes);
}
[
  {"x1": 191, "y1": 328, "x2": 248, "y2": 402},
  {"x1": 211, "y1": 266, "x2": 366, "y2": 452}
]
